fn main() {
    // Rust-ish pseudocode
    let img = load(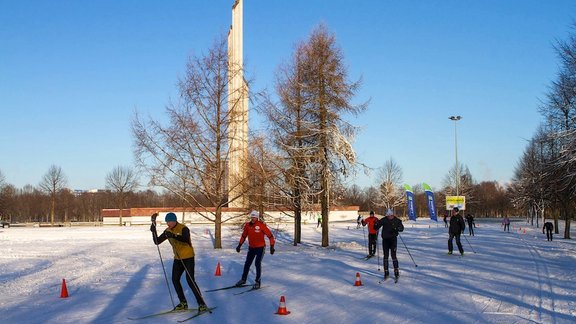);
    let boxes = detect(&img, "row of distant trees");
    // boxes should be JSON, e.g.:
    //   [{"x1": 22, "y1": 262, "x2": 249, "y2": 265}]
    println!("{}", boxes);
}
[
  {"x1": 0, "y1": 162, "x2": 513, "y2": 224},
  {"x1": 0, "y1": 166, "x2": 144, "y2": 224}
]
